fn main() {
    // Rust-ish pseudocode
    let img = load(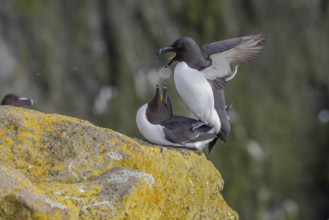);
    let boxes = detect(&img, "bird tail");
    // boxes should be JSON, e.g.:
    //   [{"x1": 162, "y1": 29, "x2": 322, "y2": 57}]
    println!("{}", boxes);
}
[{"x1": 208, "y1": 137, "x2": 218, "y2": 153}]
